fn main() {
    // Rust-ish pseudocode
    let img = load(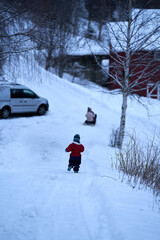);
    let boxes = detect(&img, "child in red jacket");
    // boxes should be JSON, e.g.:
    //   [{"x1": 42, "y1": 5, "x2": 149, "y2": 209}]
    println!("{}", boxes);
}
[{"x1": 65, "y1": 134, "x2": 84, "y2": 173}]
